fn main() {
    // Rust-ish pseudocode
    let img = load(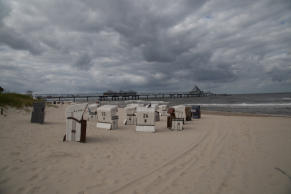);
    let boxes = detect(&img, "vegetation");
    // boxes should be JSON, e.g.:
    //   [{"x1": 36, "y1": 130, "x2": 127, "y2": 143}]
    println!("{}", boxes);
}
[
  {"x1": 26, "y1": 90, "x2": 33, "y2": 96},
  {"x1": 0, "y1": 93, "x2": 34, "y2": 108},
  {"x1": 0, "y1": 86, "x2": 3, "y2": 93}
]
